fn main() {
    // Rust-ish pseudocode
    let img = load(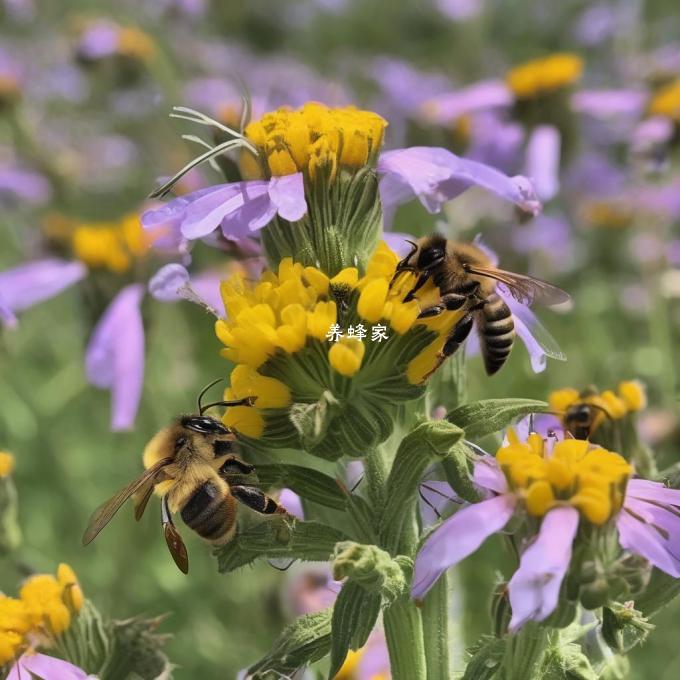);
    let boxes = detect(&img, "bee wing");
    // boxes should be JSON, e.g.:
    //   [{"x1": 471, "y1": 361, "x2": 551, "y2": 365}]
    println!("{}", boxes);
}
[
  {"x1": 465, "y1": 265, "x2": 570, "y2": 306},
  {"x1": 133, "y1": 482, "x2": 156, "y2": 521},
  {"x1": 510, "y1": 298, "x2": 566, "y2": 362},
  {"x1": 164, "y1": 523, "x2": 189, "y2": 574},
  {"x1": 82, "y1": 457, "x2": 173, "y2": 545}
]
